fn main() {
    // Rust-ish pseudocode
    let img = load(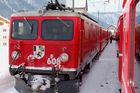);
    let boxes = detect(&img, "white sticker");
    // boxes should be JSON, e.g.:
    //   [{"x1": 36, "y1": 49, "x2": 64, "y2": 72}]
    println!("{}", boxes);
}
[{"x1": 33, "y1": 45, "x2": 45, "y2": 59}]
